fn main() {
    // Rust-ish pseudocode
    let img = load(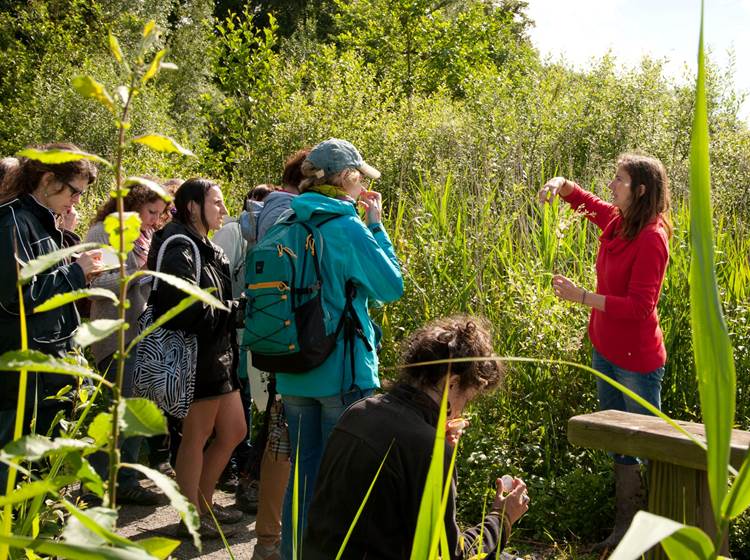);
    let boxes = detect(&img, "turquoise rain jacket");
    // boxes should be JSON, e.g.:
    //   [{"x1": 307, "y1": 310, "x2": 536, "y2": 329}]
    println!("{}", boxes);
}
[{"x1": 274, "y1": 192, "x2": 403, "y2": 398}]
